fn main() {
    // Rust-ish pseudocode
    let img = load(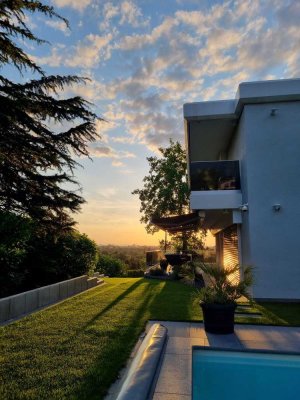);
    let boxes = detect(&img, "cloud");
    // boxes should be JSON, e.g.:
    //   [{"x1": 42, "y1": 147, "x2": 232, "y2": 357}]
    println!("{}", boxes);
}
[
  {"x1": 41, "y1": 0, "x2": 300, "y2": 154},
  {"x1": 88, "y1": 145, "x2": 136, "y2": 160},
  {"x1": 104, "y1": 0, "x2": 300, "y2": 151},
  {"x1": 31, "y1": 44, "x2": 66, "y2": 67},
  {"x1": 51, "y1": 0, "x2": 92, "y2": 11},
  {"x1": 276, "y1": 1, "x2": 300, "y2": 26},
  {"x1": 34, "y1": 32, "x2": 114, "y2": 69},
  {"x1": 112, "y1": 160, "x2": 125, "y2": 167},
  {"x1": 96, "y1": 186, "x2": 118, "y2": 199},
  {"x1": 110, "y1": 135, "x2": 132, "y2": 143},
  {"x1": 119, "y1": 1, "x2": 148, "y2": 27},
  {"x1": 100, "y1": 1, "x2": 149, "y2": 31},
  {"x1": 65, "y1": 33, "x2": 114, "y2": 68},
  {"x1": 118, "y1": 17, "x2": 177, "y2": 50},
  {"x1": 45, "y1": 19, "x2": 69, "y2": 34}
]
